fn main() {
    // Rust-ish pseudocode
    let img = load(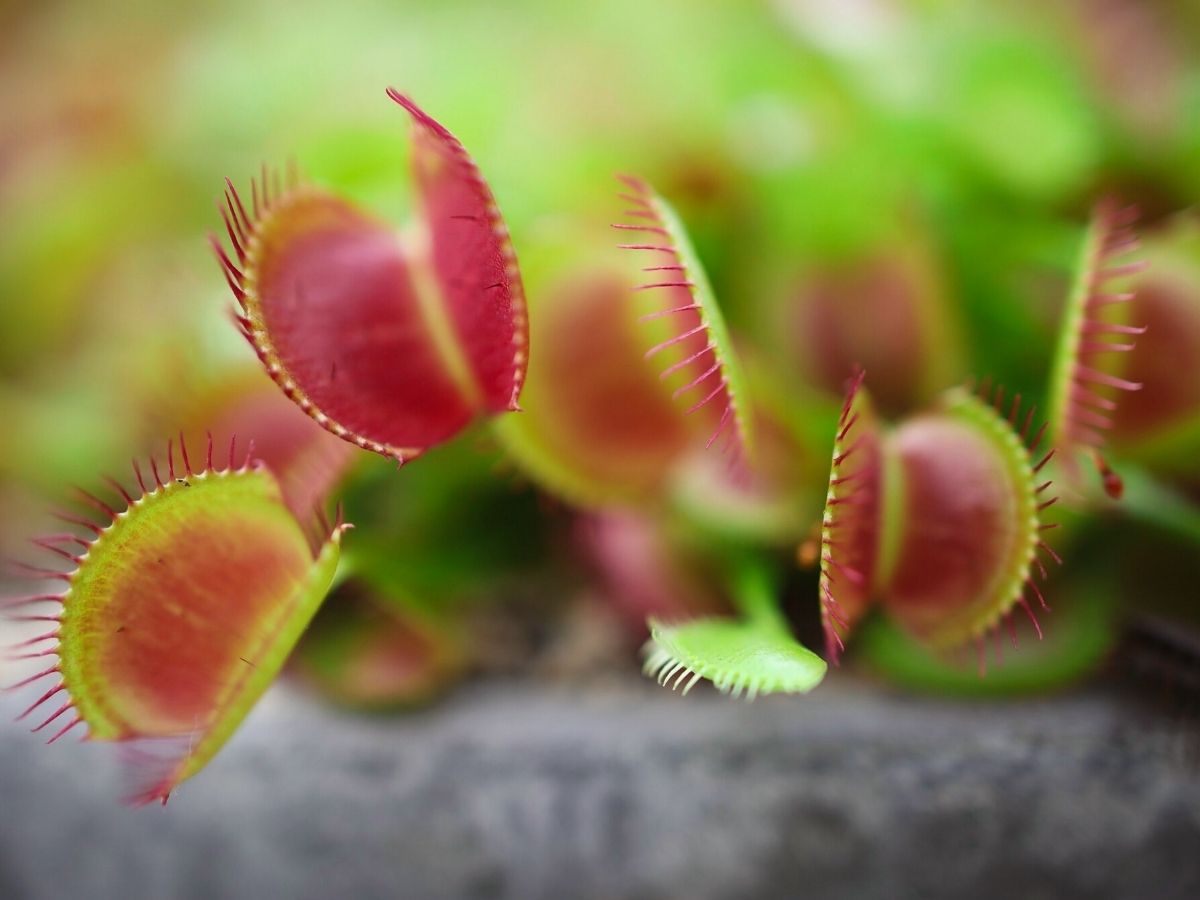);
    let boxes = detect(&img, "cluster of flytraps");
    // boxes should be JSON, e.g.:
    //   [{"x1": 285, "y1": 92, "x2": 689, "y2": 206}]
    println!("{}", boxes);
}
[{"x1": 2, "y1": 90, "x2": 1149, "y2": 804}]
